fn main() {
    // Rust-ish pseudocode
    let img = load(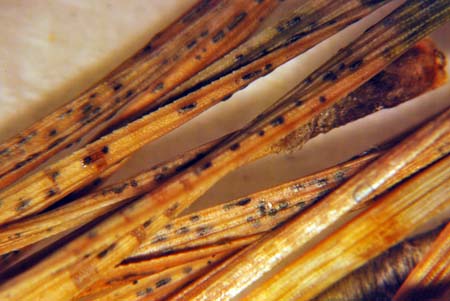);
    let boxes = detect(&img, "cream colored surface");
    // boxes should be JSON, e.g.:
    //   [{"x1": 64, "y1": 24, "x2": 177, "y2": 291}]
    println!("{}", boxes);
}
[{"x1": 0, "y1": 0, "x2": 449, "y2": 223}]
